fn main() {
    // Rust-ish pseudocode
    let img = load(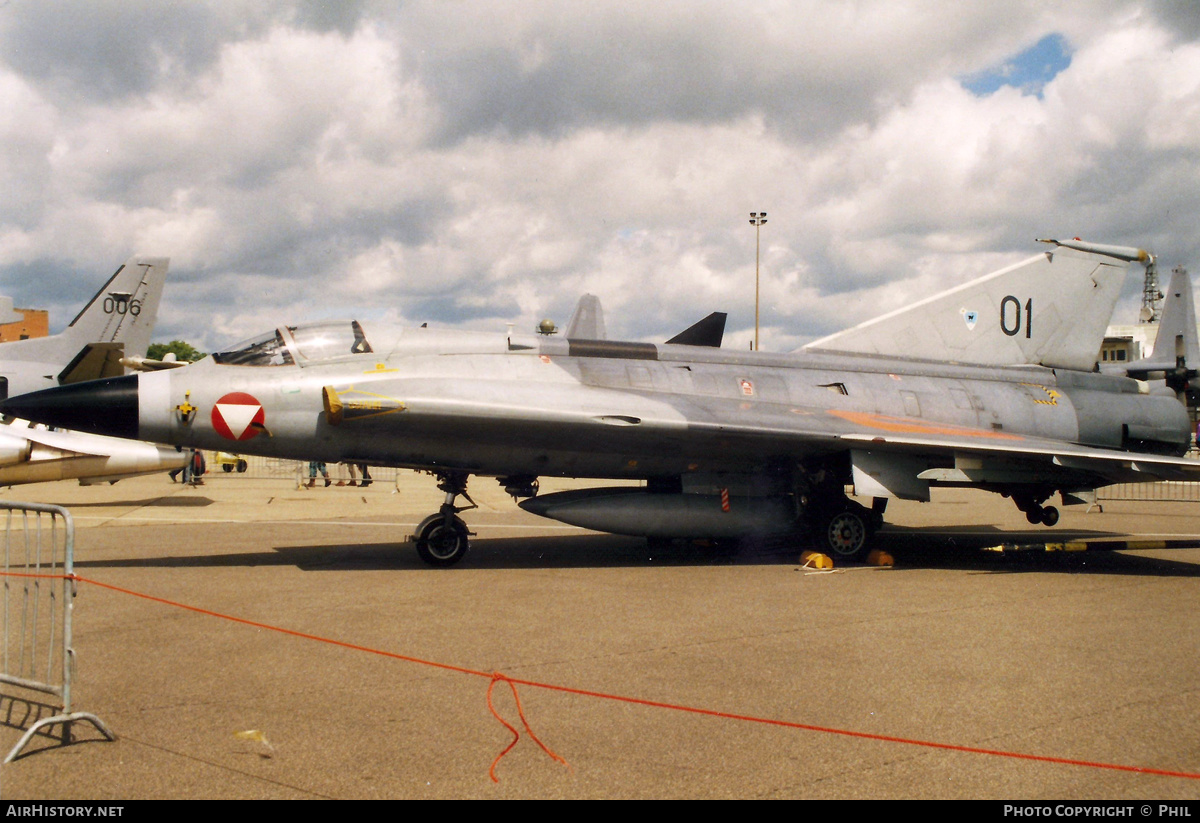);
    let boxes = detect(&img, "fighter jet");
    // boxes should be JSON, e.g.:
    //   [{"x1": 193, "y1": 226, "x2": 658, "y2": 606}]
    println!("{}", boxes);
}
[
  {"x1": 0, "y1": 257, "x2": 187, "y2": 486},
  {"x1": 5, "y1": 239, "x2": 1198, "y2": 564}
]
